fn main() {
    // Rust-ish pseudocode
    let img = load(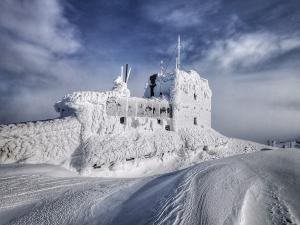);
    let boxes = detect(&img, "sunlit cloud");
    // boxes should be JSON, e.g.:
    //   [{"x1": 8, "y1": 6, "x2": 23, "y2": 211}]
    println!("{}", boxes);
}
[{"x1": 202, "y1": 32, "x2": 300, "y2": 71}]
